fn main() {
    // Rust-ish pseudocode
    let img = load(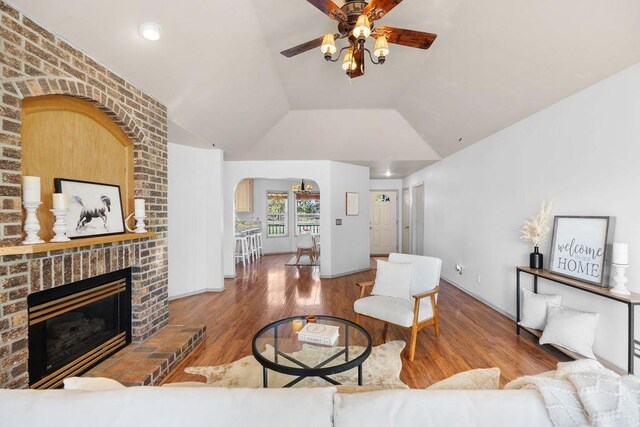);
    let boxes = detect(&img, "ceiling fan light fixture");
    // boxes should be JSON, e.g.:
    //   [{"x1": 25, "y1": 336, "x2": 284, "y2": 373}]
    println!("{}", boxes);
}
[
  {"x1": 342, "y1": 49, "x2": 357, "y2": 71},
  {"x1": 353, "y1": 15, "x2": 371, "y2": 40},
  {"x1": 139, "y1": 22, "x2": 162, "y2": 41},
  {"x1": 320, "y1": 33, "x2": 337, "y2": 55},
  {"x1": 374, "y1": 35, "x2": 390, "y2": 58}
]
